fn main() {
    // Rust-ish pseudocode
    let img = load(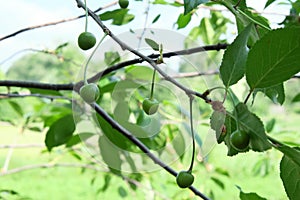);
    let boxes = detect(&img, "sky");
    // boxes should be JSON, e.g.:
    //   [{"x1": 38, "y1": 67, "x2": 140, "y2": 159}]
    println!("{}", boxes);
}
[{"x1": 0, "y1": 0, "x2": 291, "y2": 73}]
